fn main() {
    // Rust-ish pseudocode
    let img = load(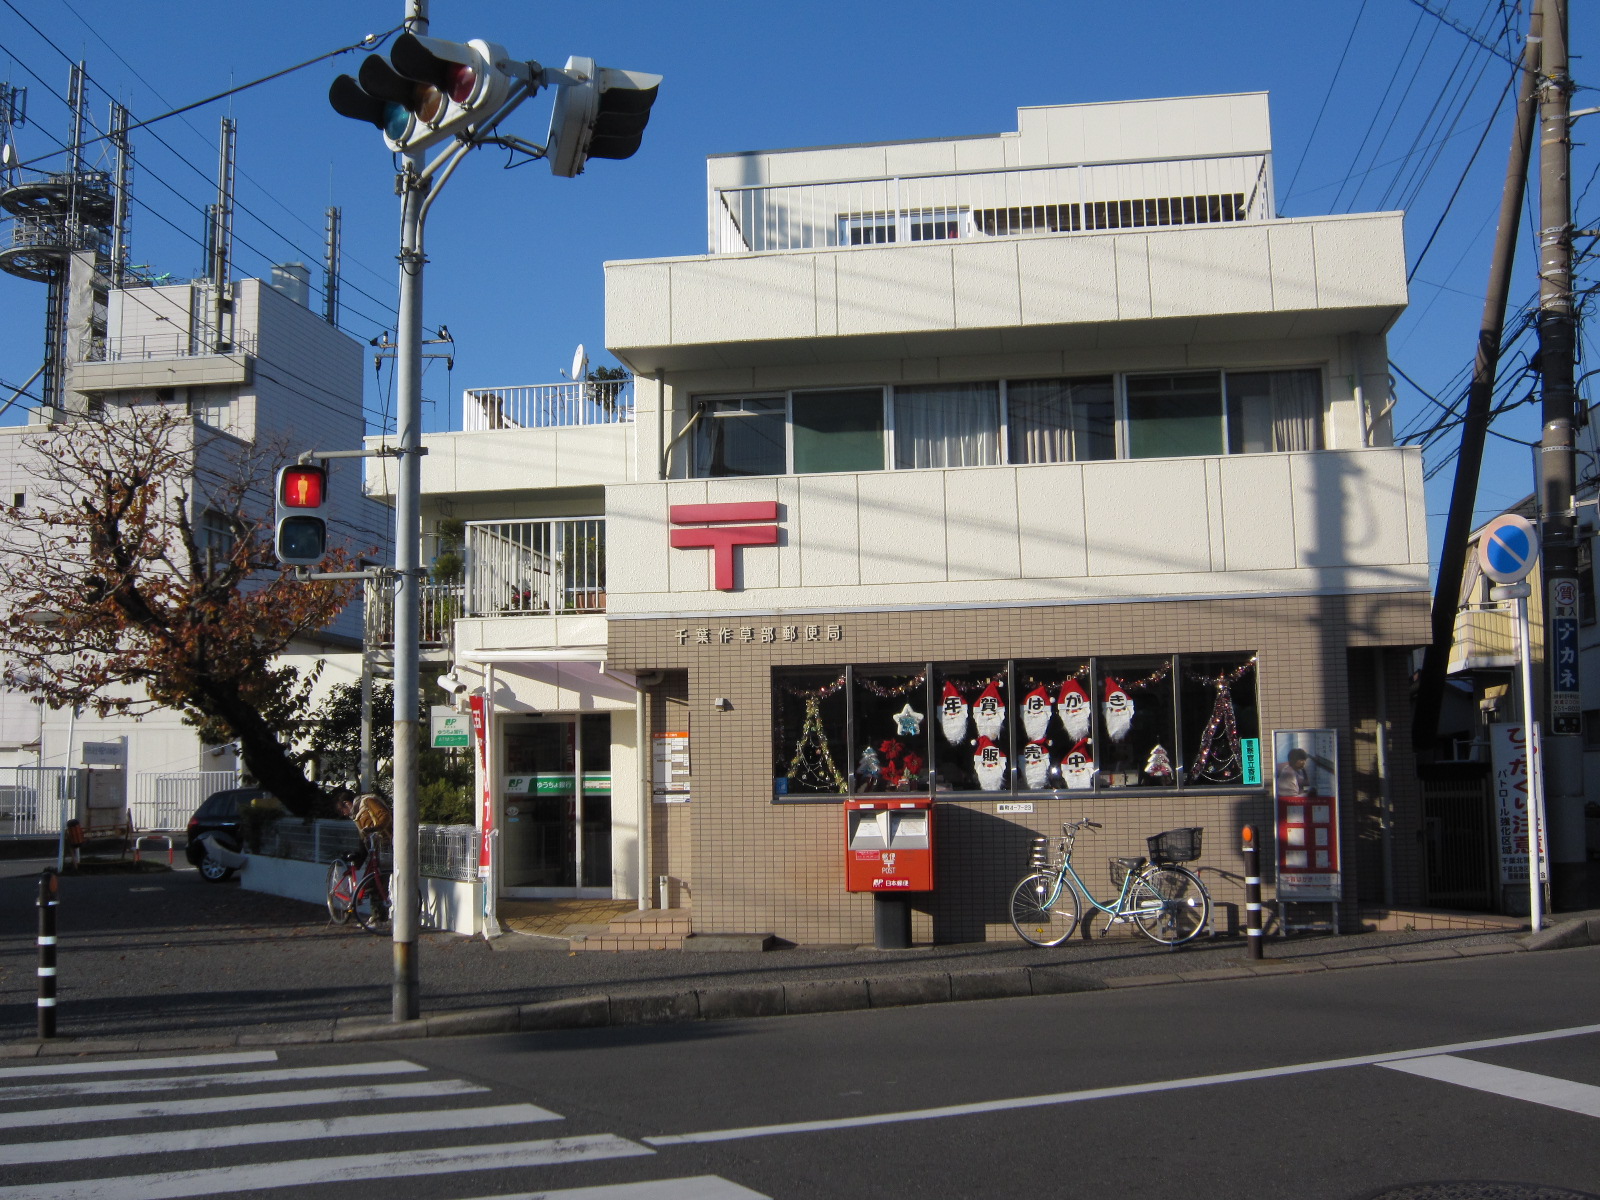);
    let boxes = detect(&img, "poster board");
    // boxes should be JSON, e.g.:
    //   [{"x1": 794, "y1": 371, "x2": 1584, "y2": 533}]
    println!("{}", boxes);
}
[
  {"x1": 1272, "y1": 729, "x2": 1341, "y2": 901},
  {"x1": 652, "y1": 731, "x2": 690, "y2": 803}
]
